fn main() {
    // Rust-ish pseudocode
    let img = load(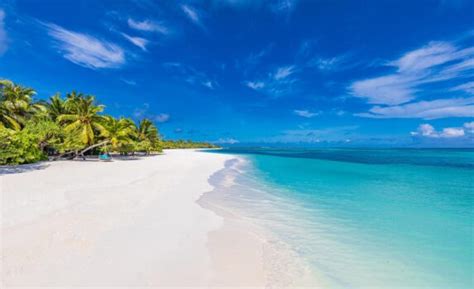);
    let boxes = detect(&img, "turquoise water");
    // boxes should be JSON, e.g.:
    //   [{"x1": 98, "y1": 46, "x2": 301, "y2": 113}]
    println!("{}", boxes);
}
[{"x1": 209, "y1": 148, "x2": 474, "y2": 288}]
